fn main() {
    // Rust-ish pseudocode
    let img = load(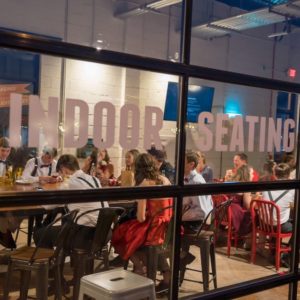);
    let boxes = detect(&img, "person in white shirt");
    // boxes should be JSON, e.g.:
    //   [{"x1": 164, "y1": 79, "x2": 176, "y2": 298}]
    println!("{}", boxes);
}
[
  {"x1": 34, "y1": 154, "x2": 108, "y2": 250},
  {"x1": 0, "y1": 137, "x2": 18, "y2": 248},
  {"x1": 22, "y1": 146, "x2": 58, "y2": 183},
  {"x1": 181, "y1": 151, "x2": 213, "y2": 271},
  {"x1": 262, "y1": 163, "x2": 295, "y2": 232},
  {"x1": 262, "y1": 163, "x2": 295, "y2": 267},
  {"x1": 0, "y1": 137, "x2": 11, "y2": 177},
  {"x1": 183, "y1": 151, "x2": 213, "y2": 225}
]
